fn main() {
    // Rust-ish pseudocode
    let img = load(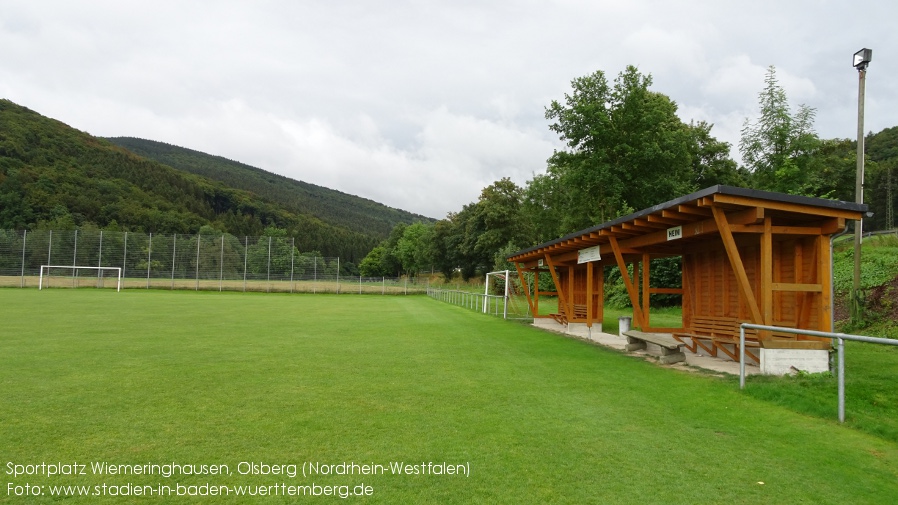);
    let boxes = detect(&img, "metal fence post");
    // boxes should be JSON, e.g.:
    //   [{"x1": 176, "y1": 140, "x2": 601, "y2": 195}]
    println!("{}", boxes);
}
[
  {"x1": 123, "y1": 232, "x2": 128, "y2": 288},
  {"x1": 266, "y1": 236, "x2": 271, "y2": 293},
  {"x1": 219, "y1": 235, "x2": 224, "y2": 292},
  {"x1": 290, "y1": 237, "x2": 295, "y2": 294},
  {"x1": 147, "y1": 232, "x2": 152, "y2": 289},
  {"x1": 20, "y1": 230, "x2": 26, "y2": 288},
  {"x1": 97, "y1": 230, "x2": 104, "y2": 287},
  {"x1": 72, "y1": 229, "x2": 78, "y2": 287},
  {"x1": 171, "y1": 233, "x2": 176, "y2": 290},
  {"x1": 243, "y1": 236, "x2": 248, "y2": 292},
  {"x1": 195, "y1": 233, "x2": 201, "y2": 291},
  {"x1": 838, "y1": 338, "x2": 845, "y2": 423}
]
